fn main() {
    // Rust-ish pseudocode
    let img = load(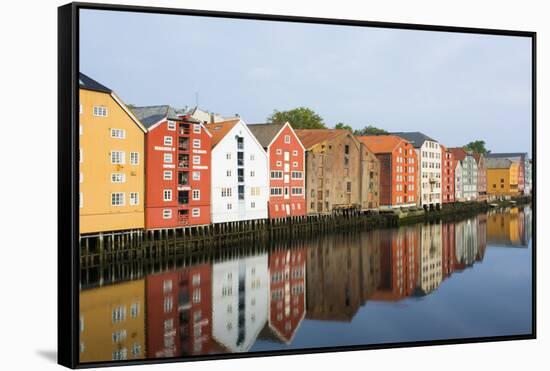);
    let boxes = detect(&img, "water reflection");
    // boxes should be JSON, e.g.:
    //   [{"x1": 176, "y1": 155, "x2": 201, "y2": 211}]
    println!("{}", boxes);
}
[{"x1": 79, "y1": 207, "x2": 532, "y2": 363}]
